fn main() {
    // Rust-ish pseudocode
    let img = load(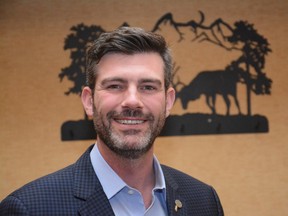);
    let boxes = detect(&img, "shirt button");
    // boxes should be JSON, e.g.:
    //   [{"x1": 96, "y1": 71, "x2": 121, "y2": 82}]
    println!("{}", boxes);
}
[{"x1": 128, "y1": 190, "x2": 134, "y2": 195}]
